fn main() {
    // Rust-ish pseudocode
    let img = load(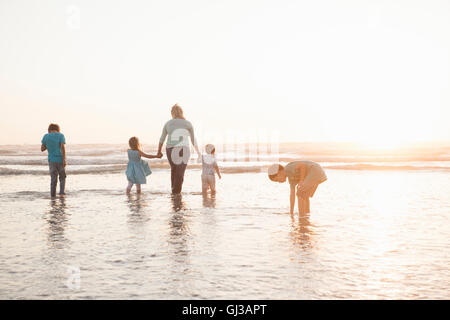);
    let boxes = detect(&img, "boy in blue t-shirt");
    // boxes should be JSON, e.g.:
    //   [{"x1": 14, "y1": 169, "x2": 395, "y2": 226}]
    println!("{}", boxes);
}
[{"x1": 41, "y1": 123, "x2": 66, "y2": 197}]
